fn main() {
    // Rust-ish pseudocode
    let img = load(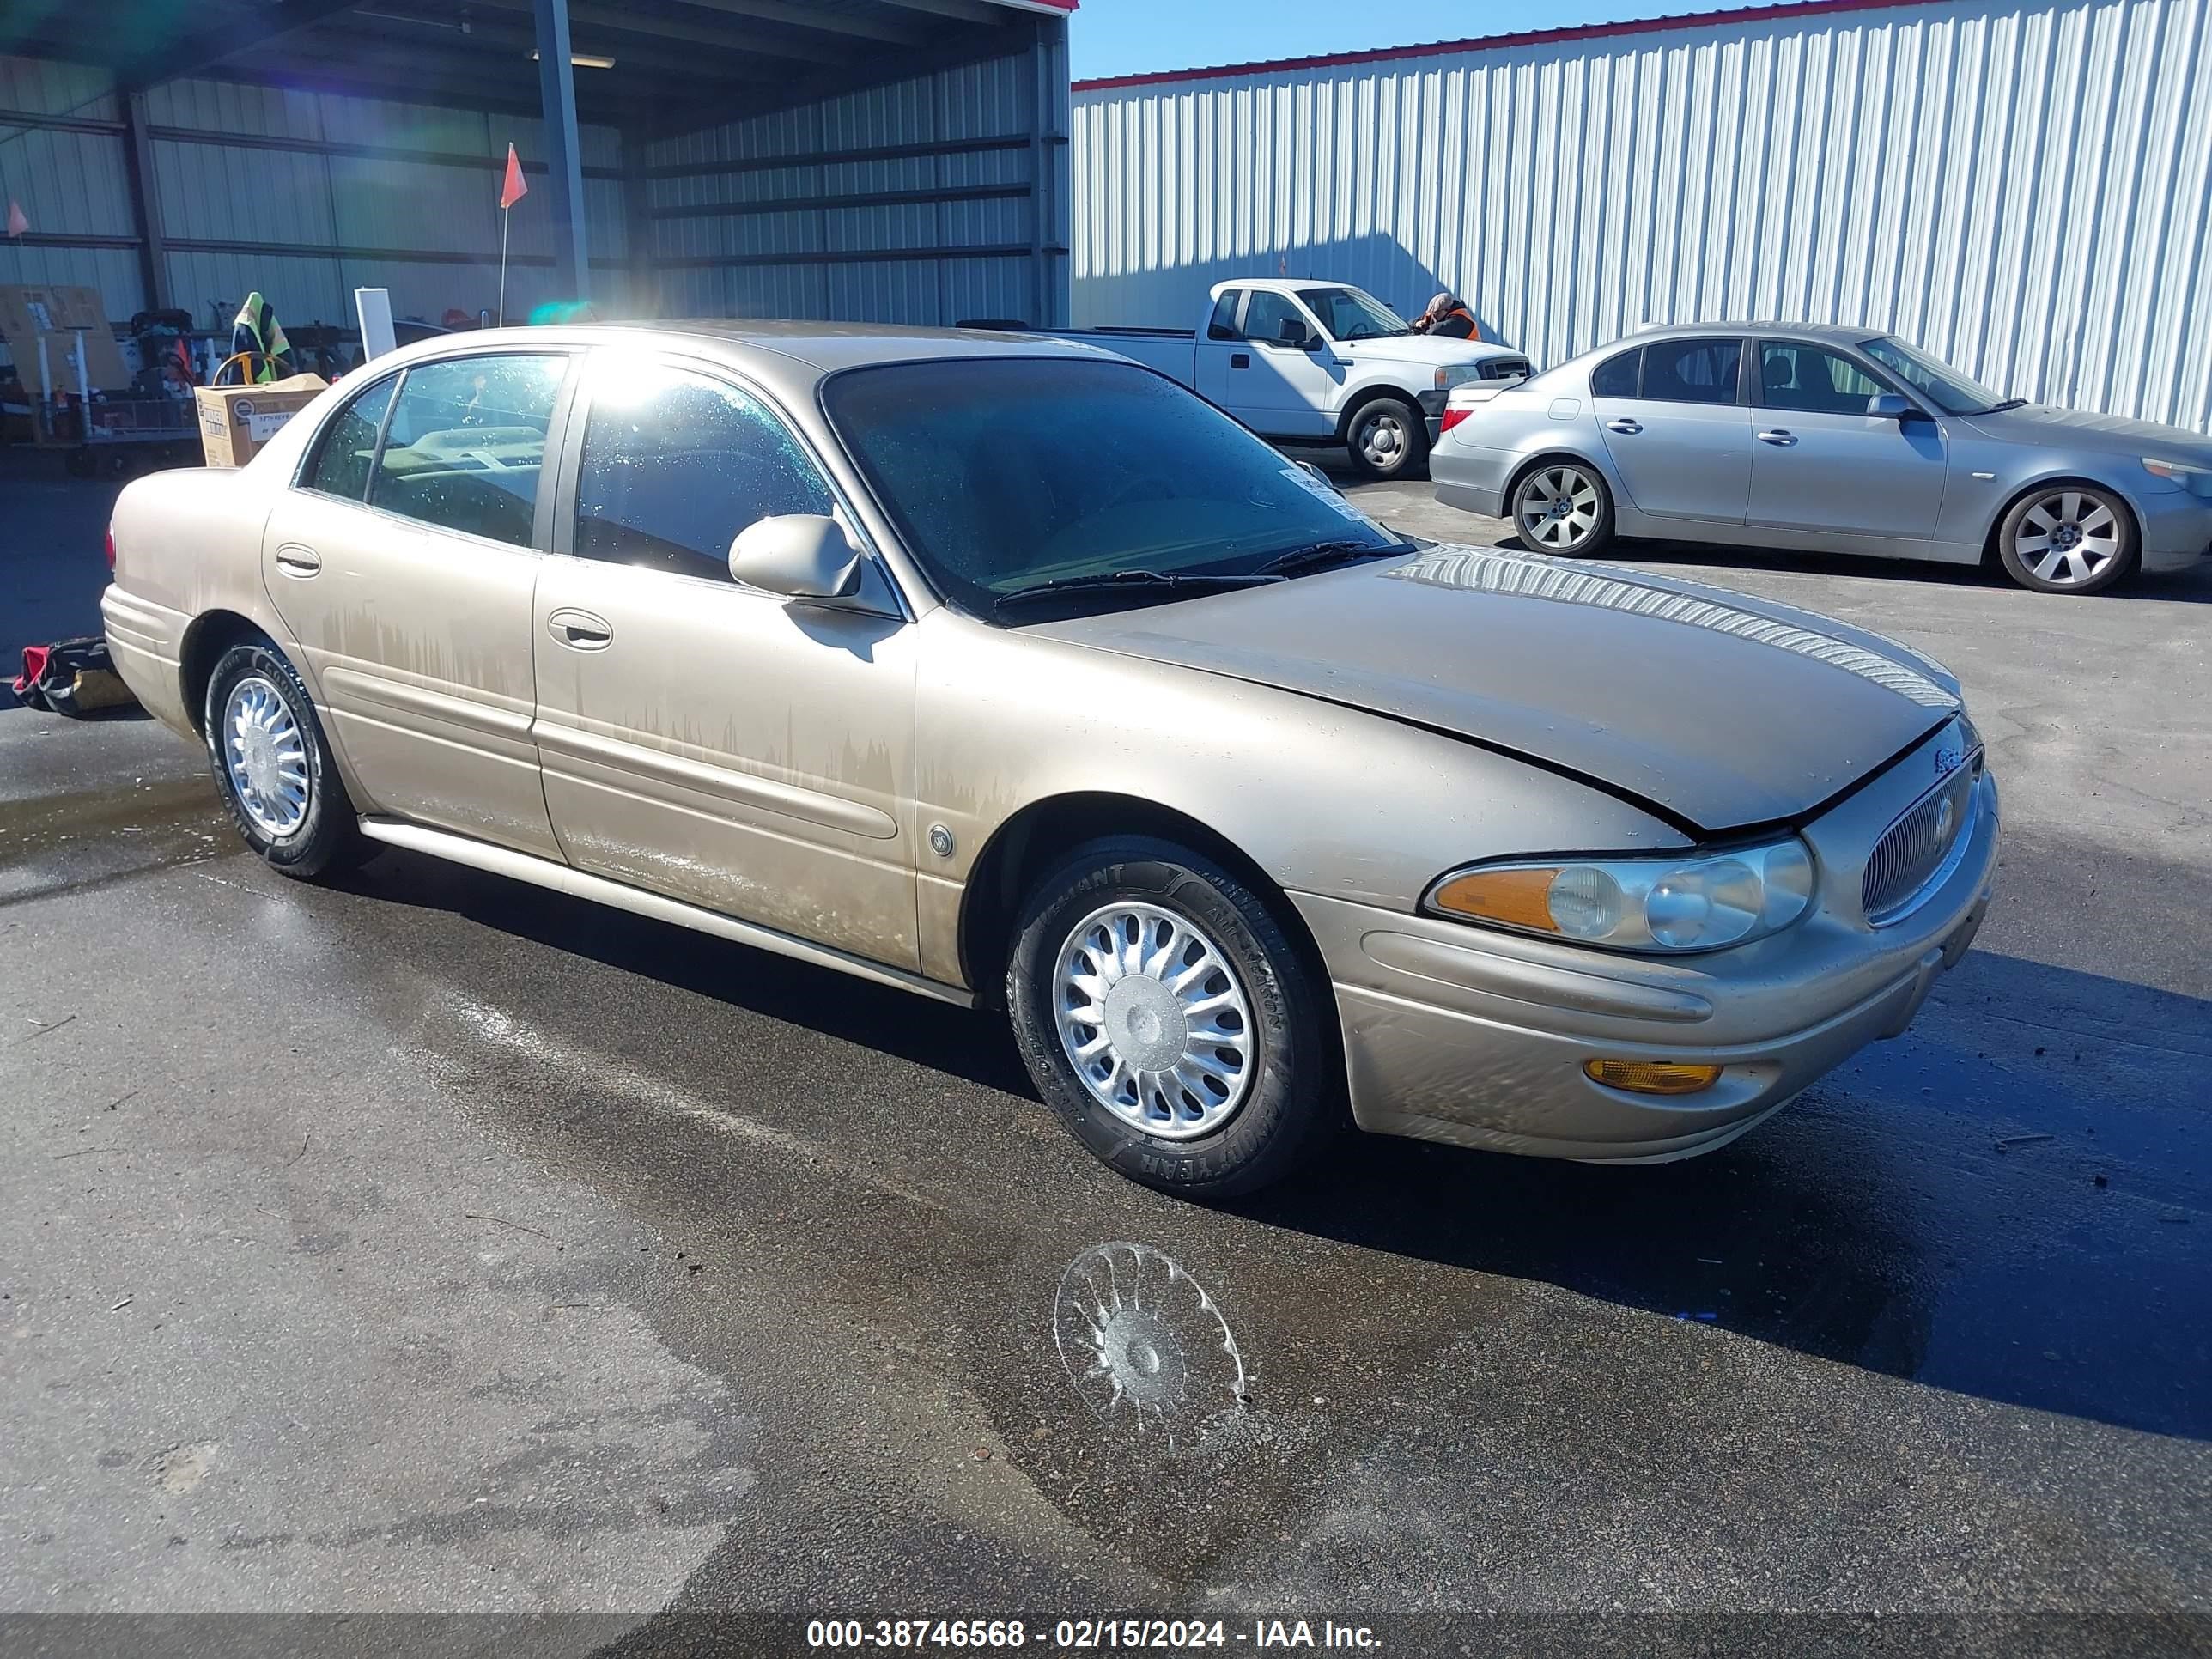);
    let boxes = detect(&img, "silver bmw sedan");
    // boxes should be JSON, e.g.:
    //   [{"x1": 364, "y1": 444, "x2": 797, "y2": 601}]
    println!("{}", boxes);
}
[{"x1": 1431, "y1": 324, "x2": 2212, "y2": 594}]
